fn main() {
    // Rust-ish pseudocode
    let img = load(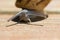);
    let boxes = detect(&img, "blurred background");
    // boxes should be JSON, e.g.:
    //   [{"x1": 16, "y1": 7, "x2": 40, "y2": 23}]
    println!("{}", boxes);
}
[
  {"x1": 0, "y1": 0, "x2": 60, "y2": 40},
  {"x1": 0, "y1": 0, "x2": 60, "y2": 14},
  {"x1": 0, "y1": 0, "x2": 22, "y2": 14}
]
